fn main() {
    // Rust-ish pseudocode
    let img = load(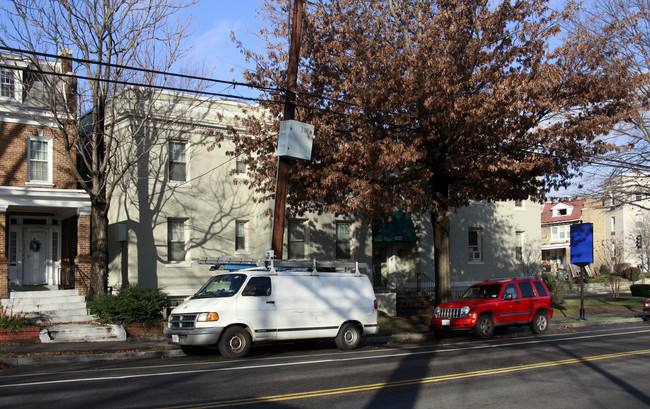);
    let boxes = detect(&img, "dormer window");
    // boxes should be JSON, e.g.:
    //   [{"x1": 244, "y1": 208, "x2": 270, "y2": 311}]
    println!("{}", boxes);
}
[
  {"x1": 1, "y1": 69, "x2": 15, "y2": 97},
  {"x1": 552, "y1": 204, "x2": 573, "y2": 217}
]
